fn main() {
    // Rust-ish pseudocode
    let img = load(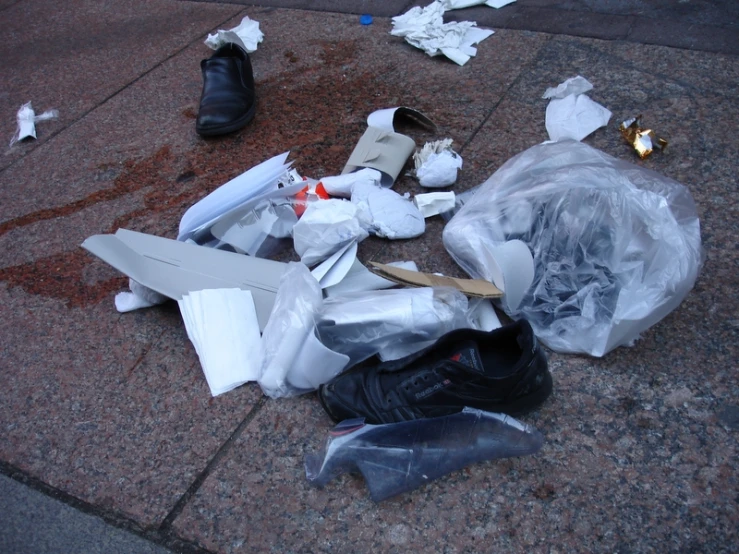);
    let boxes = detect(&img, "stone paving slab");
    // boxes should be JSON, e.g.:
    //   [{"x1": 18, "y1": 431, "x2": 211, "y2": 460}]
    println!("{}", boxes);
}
[{"x1": 0, "y1": 1, "x2": 737, "y2": 553}]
